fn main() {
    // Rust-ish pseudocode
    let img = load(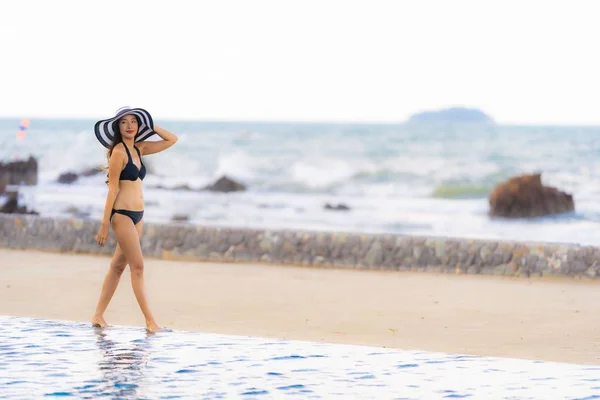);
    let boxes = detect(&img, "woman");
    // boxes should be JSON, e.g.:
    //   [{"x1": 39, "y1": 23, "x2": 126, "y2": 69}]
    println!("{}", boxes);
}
[{"x1": 91, "y1": 107, "x2": 178, "y2": 333}]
